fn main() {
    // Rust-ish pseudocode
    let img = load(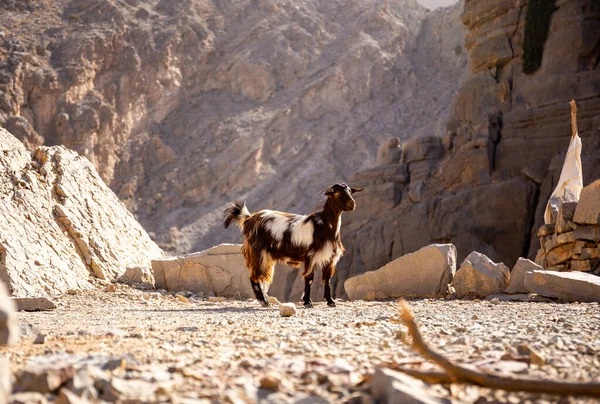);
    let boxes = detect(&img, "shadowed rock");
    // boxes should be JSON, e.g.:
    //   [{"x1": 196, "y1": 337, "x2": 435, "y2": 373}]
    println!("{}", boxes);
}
[
  {"x1": 453, "y1": 252, "x2": 510, "y2": 298},
  {"x1": 344, "y1": 244, "x2": 456, "y2": 300}
]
